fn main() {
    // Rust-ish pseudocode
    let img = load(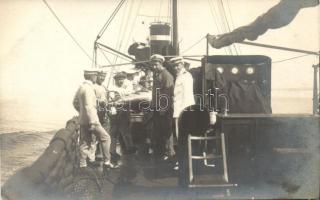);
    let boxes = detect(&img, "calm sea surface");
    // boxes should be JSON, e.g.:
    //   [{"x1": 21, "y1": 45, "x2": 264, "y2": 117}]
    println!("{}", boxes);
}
[{"x1": 0, "y1": 89, "x2": 315, "y2": 134}]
